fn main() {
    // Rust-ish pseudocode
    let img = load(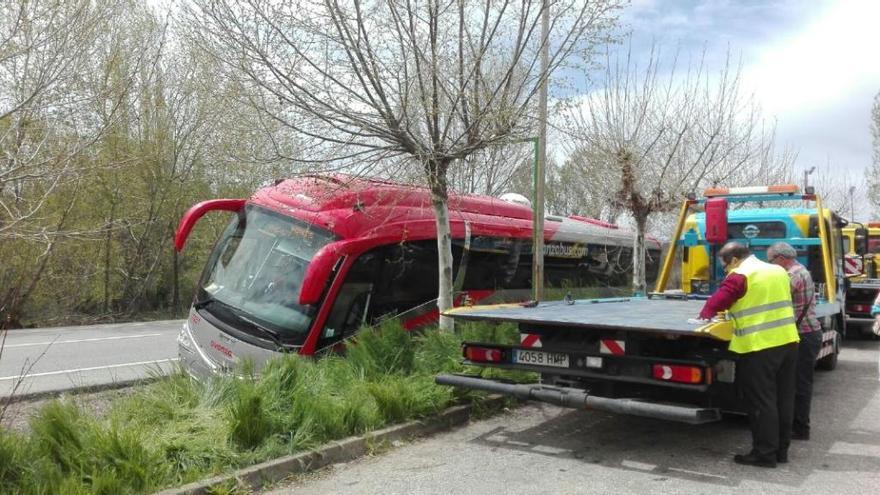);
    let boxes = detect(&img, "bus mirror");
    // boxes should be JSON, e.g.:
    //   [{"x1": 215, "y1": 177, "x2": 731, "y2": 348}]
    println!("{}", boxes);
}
[
  {"x1": 854, "y1": 227, "x2": 869, "y2": 255},
  {"x1": 174, "y1": 199, "x2": 246, "y2": 251},
  {"x1": 704, "y1": 198, "x2": 728, "y2": 245}
]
